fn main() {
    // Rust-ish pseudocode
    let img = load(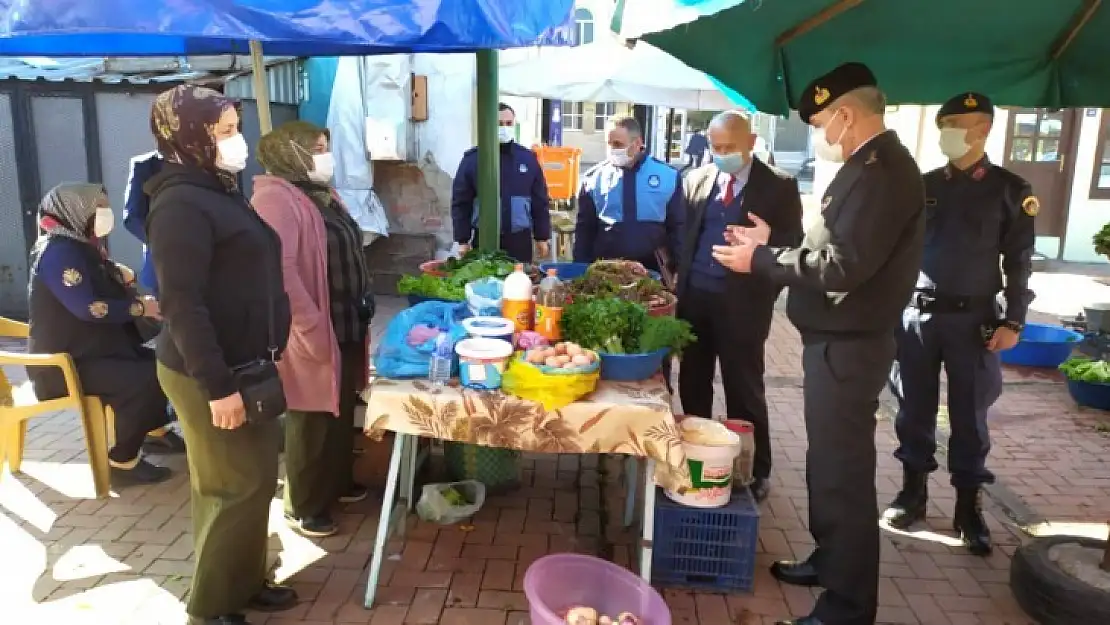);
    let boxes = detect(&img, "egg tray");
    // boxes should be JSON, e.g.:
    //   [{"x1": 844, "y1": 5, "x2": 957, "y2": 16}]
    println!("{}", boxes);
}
[{"x1": 514, "y1": 351, "x2": 601, "y2": 376}]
